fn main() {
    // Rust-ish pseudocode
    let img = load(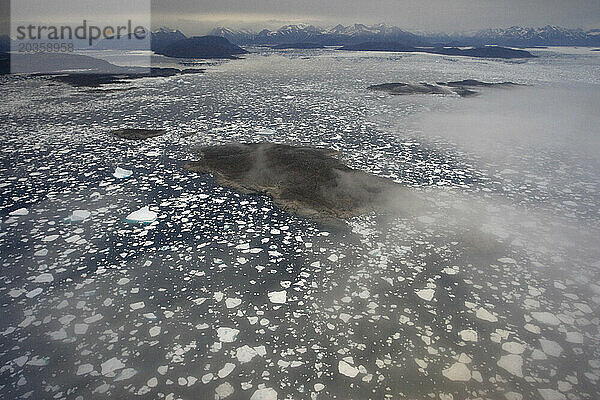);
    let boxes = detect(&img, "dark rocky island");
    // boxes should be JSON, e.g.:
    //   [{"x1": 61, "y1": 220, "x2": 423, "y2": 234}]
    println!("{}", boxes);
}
[
  {"x1": 339, "y1": 43, "x2": 535, "y2": 59},
  {"x1": 339, "y1": 42, "x2": 417, "y2": 52},
  {"x1": 0, "y1": 52, "x2": 204, "y2": 87},
  {"x1": 184, "y1": 143, "x2": 400, "y2": 223},
  {"x1": 112, "y1": 128, "x2": 166, "y2": 140},
  {"x1": 368, "y1": 83, "x2": 455, "y2": 96},
  {"x1": 369, "y1": 79, "x2": 522, "y2": 97},
  {"x1": 441, "y1": 79, "x2": 519, "y2": 88},
  {"x1": 155, "y1": 36, "x2": 249, "y2": 59},
  {"x1": 272, "y1": 43, "x2": 325, "y2": 49}
]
